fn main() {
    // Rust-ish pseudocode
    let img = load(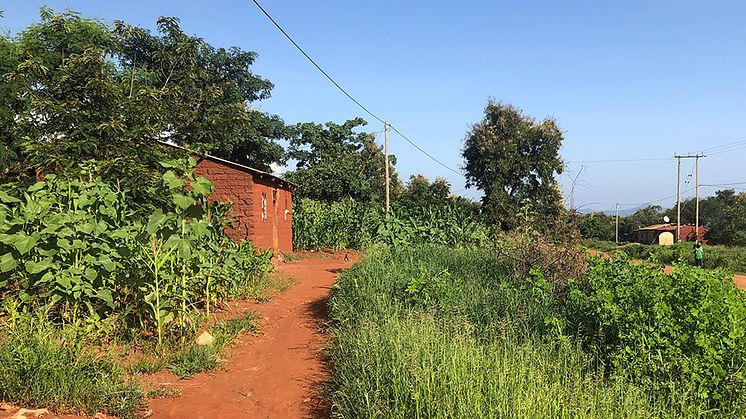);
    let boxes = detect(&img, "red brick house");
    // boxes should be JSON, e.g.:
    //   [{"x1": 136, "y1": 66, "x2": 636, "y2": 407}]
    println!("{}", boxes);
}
[
  {"x1": 632, "y1": 223, "x2": 709, "y2": 244},
  {"x1": 161, "y1": 142, "x2": 295, "y2": 253}
]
